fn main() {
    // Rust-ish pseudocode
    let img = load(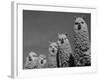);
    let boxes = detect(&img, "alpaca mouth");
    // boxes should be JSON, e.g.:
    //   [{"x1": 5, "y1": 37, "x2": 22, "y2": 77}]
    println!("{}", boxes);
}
[
  {"x1": 29, "y1": 56, "x2": 32, "y2": 61},
  {"x1": 61, "y1": 40, "x2": 64, "y2": 44},
  {"x1": 78, "y1": 24, "x2": 81, "y2": 30},
  {"x1": 41, "y1": 60, "x2": 43, "y2": 64},
  {"x1": 52, "y1": 49, "x2": 55, "y2": 53}
]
